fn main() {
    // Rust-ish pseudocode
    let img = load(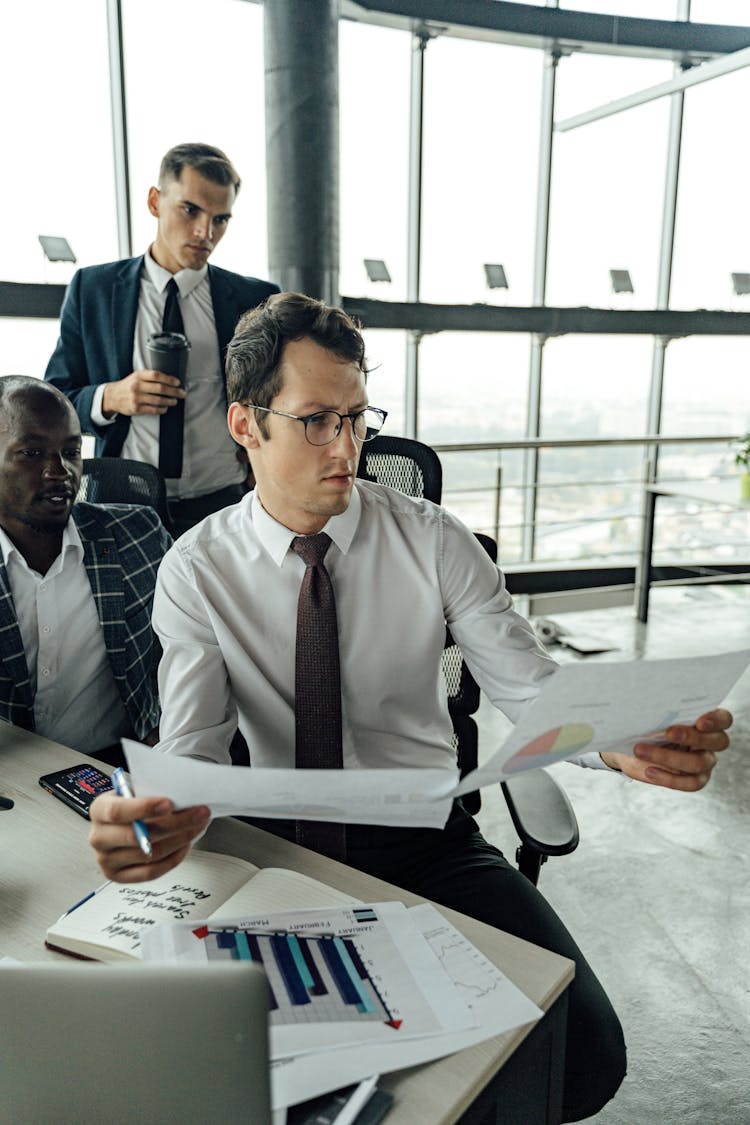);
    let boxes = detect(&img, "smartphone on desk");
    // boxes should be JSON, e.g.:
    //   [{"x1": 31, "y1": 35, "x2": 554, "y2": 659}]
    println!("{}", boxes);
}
[{"x1": 39, "y1": 764, "x2": 114, "y2": 819}]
